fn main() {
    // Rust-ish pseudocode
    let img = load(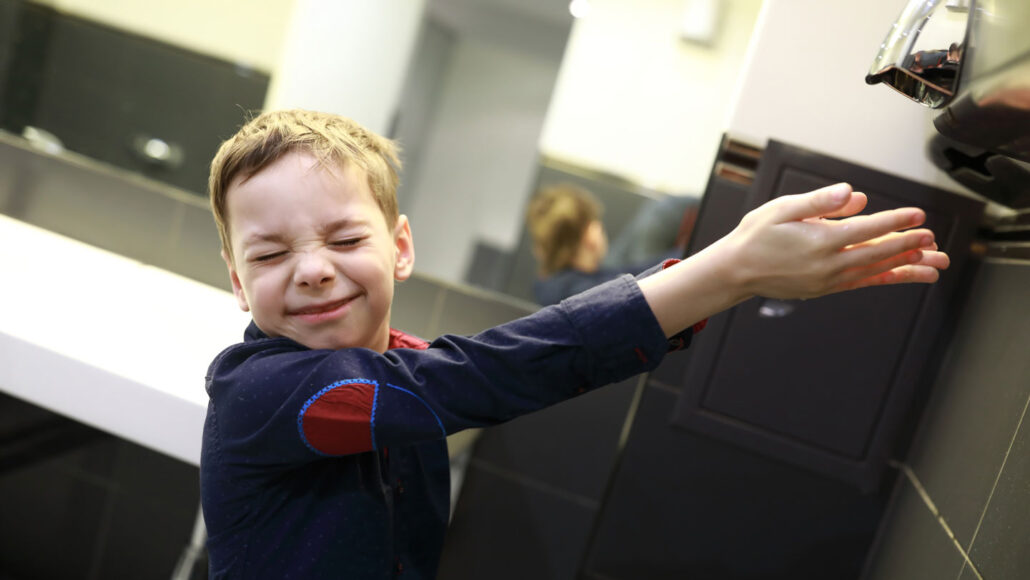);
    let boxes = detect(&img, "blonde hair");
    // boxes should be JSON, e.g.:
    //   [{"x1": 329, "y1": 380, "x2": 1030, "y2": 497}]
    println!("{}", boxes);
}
[
  {"x1": 526, "y1": 183, "x2": 602, "y2": 276},
  {"x1": 209, "y1": 109, "x2": 402, "y2": 263}
]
